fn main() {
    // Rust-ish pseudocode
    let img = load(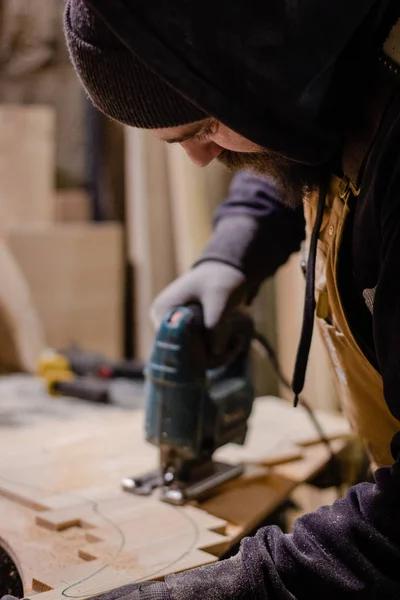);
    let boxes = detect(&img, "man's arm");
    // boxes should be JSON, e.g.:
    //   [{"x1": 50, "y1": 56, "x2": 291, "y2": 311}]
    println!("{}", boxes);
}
[
  {"x1": 196, "y1": 170, "x2": 306, "y2": 300},
  {"x1": 166, "y1": 469, "x2": 400, "y2": 599},
  {"x1": 85, "y1": 468, "x2": 400, "y2": 600},
  {"x1": 151, "y1": 171, "x2": 306, "y2": 330}
]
